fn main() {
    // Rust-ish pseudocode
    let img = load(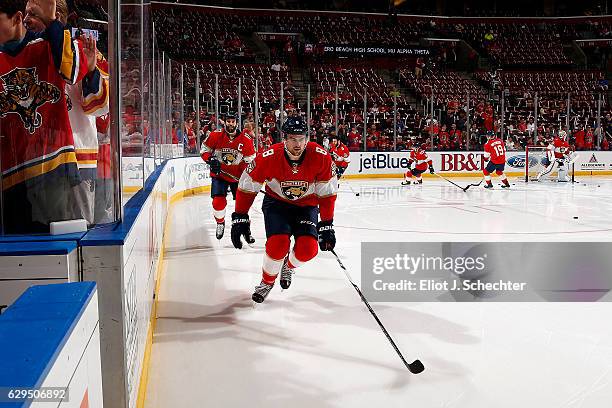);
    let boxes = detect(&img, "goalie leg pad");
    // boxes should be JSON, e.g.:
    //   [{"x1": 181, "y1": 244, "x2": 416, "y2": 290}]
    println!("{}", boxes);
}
[
  {"x1": 537, "y1": 161, "x2": 555, "y2": 180},
  {"x1": 558, "y1": 164, "x2": 569, "y2": 182}
]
